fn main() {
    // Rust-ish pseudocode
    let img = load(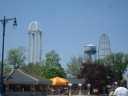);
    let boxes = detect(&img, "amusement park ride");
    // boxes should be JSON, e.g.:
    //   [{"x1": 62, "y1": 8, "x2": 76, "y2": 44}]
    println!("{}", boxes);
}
[
  {"x1": 28, "y1": 21, "x2": 42, "y2": 64},
  {"x1": 84, "y1": 33, "x2": 111, "y2": 62}
]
